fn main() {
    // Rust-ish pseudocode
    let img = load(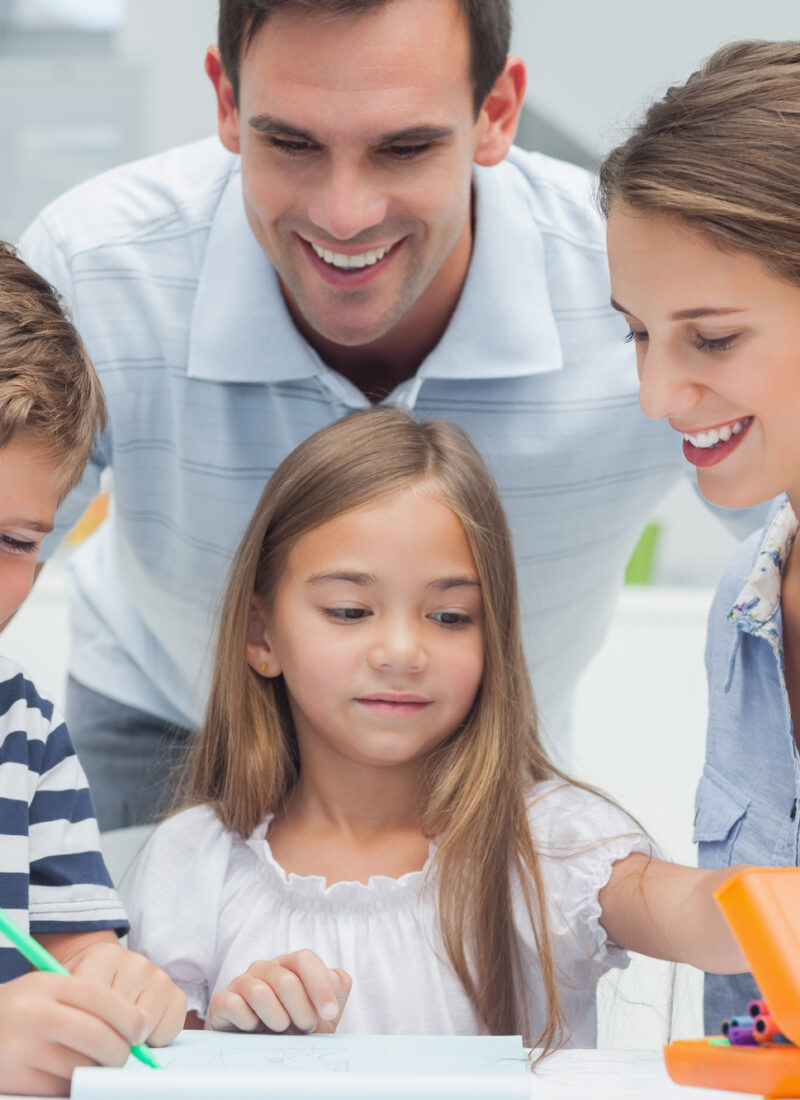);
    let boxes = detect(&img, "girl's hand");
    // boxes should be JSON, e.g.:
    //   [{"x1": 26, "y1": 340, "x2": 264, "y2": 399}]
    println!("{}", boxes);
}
[
  {"x1": 65, "y1": 939, "x2": 187, "y2": 1046},
  {"x1": 209, "y1": 951, "x2": 352, "y2": 1034},
  {"x1": 0, "y1": 970, "x2": 152, "y2": 1097}
]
